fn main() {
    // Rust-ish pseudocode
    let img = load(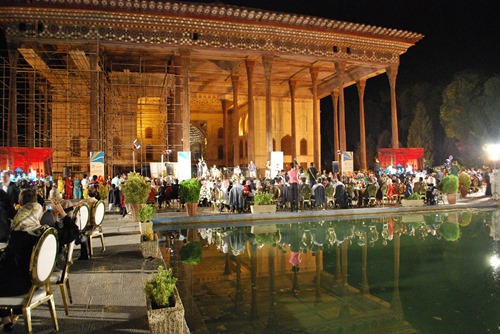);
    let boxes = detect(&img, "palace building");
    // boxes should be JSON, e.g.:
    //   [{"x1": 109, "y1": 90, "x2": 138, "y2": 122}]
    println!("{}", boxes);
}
[{"x1": 0, "y1": 0, "x2": 423, "y2": 176}]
